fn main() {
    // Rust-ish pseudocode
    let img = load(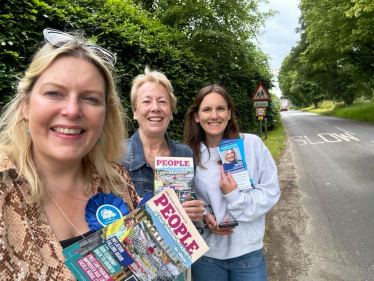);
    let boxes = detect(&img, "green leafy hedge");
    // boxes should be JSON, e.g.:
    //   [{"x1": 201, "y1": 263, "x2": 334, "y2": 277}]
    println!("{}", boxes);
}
[{"x1": 1, "y1": 0, "x2": 279, "y2": 141}]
